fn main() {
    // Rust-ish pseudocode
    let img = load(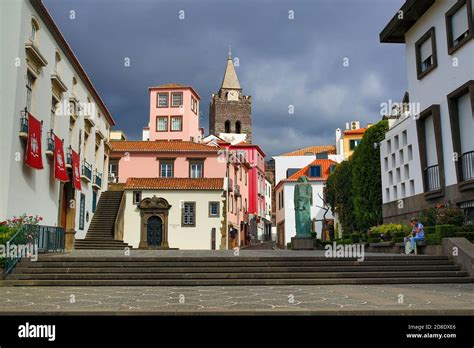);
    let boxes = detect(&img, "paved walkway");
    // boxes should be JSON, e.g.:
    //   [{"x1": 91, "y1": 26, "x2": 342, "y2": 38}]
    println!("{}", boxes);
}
[{"x1": 0, "y1": 284, "x2": 472, "y2": 315}]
